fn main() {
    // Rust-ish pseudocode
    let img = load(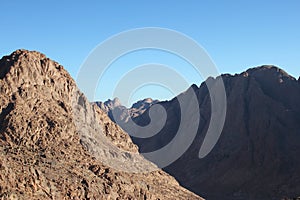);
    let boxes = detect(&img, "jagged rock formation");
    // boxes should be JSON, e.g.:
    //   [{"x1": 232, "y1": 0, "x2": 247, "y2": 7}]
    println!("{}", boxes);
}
[
  {"x1": 96, "y1": 98, "x2": 159, "y2": 123},
  {"x1": 0, "y1": 50, "x2": 203, "y2": 199},
  {"x1": 100, "y1": 66, "x2": 300, "y2": 200},
  {"x1": 130, "y1": 98, "x2": 160, "y2": 118}
]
